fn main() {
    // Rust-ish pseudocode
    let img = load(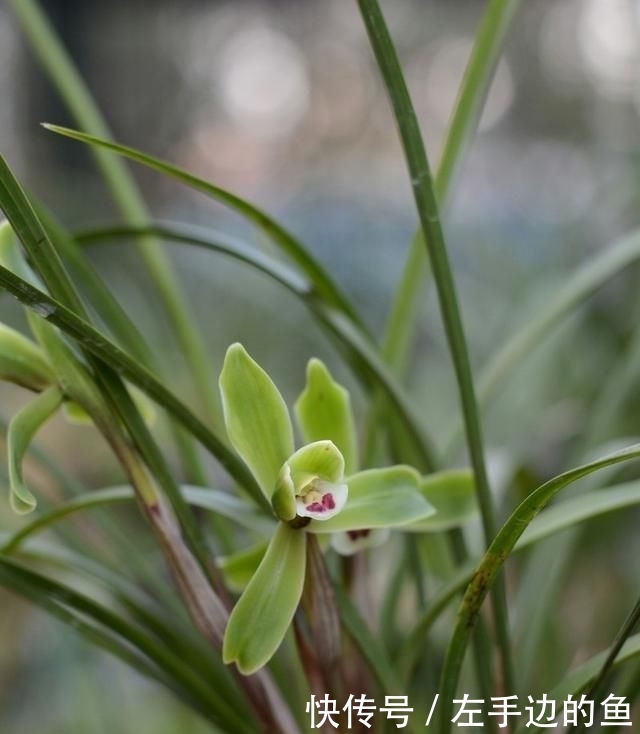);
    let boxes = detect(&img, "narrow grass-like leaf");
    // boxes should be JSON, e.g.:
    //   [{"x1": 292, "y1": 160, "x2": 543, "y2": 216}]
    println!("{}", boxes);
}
[
  {"x1": 358, "y1": 0, "x2": 512, "y2": 695},
  {"x1": 334, "y1": 584, "x2": 405, "y2": 696},
  {"x1": 0, "y1": 556, "x2": 255, "y2": 733},
  {"x1": 36, "y1": 208, "x2": 154, "y2": 366},
  {"x1": 308, "y1": 466, "x2": 433, "y2": 533},
  {"x1": 2, "y1": 485, "x2": 274, "y2": 555},
  {"x1": 0, "y1": 155, "x2": 244, "y2": 585},
  {"x1": 318, "y1": 308, "x2": 437, "y2": 471},
  {"x1": 437, "y1": 443, "x2": 640, "y2": 732},
  {"x1": 294, "y1": 358, "x2": 358, "y2": 475},
  {"x1": 75, "y1": 222, "x2": 438, "y2": 472},
  {"x1": 0, "y1": 158, "x2": 85, "y2": 314},
  {"x1": 9, "y1": 536, "x2": 240, "y2": 696},
  {"x1": 8, "y1": 386, "x2": 64, "y2": 513},
  {"x1": 223, "y1": 523, "x2": 306, "y2": 674},
  {"x1": 381, "y1": 0, "x2": 521, "y2": 368},
  {"x1": 445, "y1": 228, "x2": 640, "y2": 452},
  {"x1": 566, "y1": 595, "x2": 640, "y2": 734},
  {"x1": 399, "y1": 478, "x2": 640, "y2": 681},
  {"x1": 368, "y1": 0, "x2": 521, "y2": 463},
  {"x1": 517, "y1": 480, "x2": 640, "y2": 547},
  {"x1": 10, "y1": 0, "x2": 222, "y2": 432},
  {"x1": 35, "y1": 164, "x2": 220, "y2": 519},
  {"x1": 219, "y1": 343, "x2": 294, "y2": 500},
  {"x1": 512, "y1": 634, "x2": 640, "y2": 734},
  {"x1": 44, "y1": 124, "x2": 362, "y2": 326},
  {"x1": 0, "y1": 263, "x2": 265, "y2": 508}
]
